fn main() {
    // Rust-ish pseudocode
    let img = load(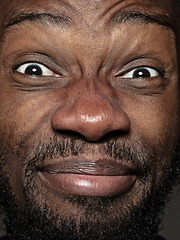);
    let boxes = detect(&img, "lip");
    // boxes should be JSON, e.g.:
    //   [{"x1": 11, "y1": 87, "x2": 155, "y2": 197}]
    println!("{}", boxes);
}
[{"x1": 38, "y1": 159, "x2": 136, "y2": 197}]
